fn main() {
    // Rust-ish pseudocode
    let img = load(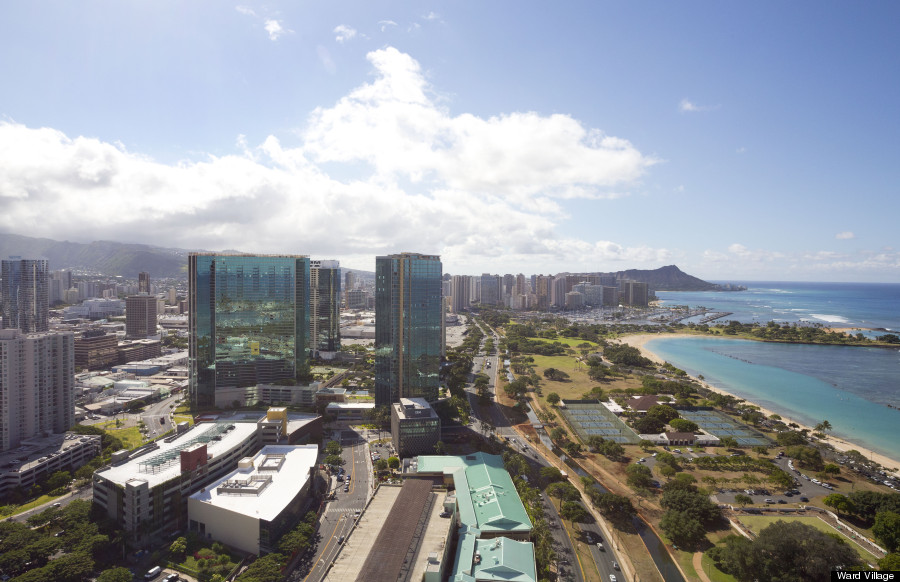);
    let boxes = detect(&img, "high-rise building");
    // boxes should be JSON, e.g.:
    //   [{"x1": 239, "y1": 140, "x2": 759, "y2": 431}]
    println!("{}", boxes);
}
[
  {"x1": 449, "y1": 275, "x2": 471, "y2": 313},
  {"x1": 1, "y1": 257, "x2": 49, "y2": 333},
  {"x1": 138, "y1": 271, "x2": 151, "y2": 294},
  {"x1": 550, "y1": 276, "x2": 568, "y2": 309},
  {"x1": 375, "y1": 253, "x2": 442, "y2": 406},
  {"x1": 0, "y1": 329, "x2": 74, "y2": 451},
  {"x1": 623, "y1": 280, "x2": 650, "y2": 306},
  {"x1": 49, "y1": 270, "x2": 72, "y2": 305},
  {"x1": 347, "y1": 289, "x2": 369, "y2": 310},
  {"x1": 480, "y1": 273, "x2": 501, "y2": 306},
  {"x1": 126, "y1": 294, "x2": 158, "y2": 339},
  {"x1": 310, "y1": 260, "x2": 341, "y2": 359},
  {"x1": 189, "y1": 253, "x2": 310, "y2": 409}
]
